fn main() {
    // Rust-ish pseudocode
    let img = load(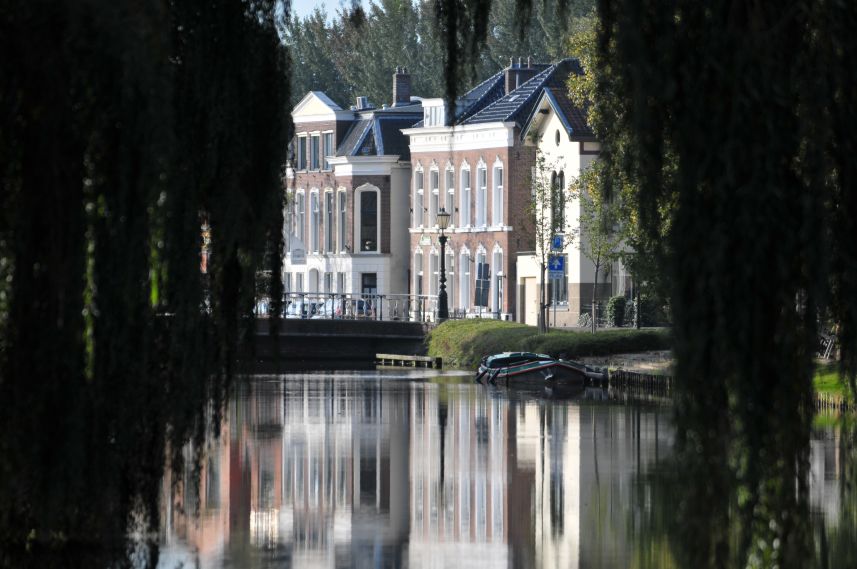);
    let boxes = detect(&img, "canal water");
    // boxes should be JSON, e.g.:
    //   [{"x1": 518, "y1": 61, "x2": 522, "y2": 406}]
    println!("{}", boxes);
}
[{"x1": 155, "y1": 370, "x2": 853, "y2": 569}]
